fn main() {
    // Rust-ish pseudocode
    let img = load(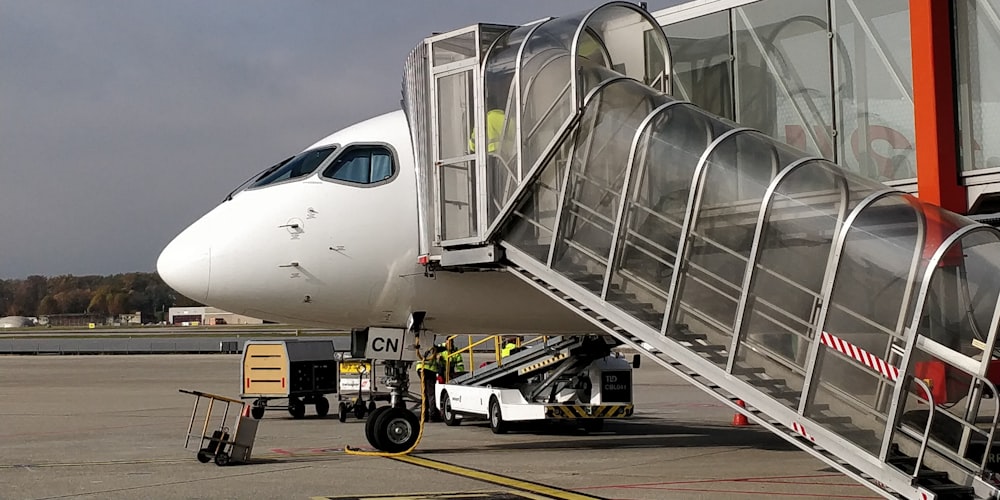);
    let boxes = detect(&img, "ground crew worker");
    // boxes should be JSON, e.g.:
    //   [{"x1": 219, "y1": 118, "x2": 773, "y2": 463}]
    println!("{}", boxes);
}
[
  {"x1": 416, "y1": 344, "x2": 444, "y2": 421},
  {"x1": 500, "y1": 336, "x2": 519, "y2": 359},
  {"x1": 440, "y1": 339, "x2": 465, "y2": 381},
  {"x1": 469, "y1": 108, "x2": 506, "y2": 154}
]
